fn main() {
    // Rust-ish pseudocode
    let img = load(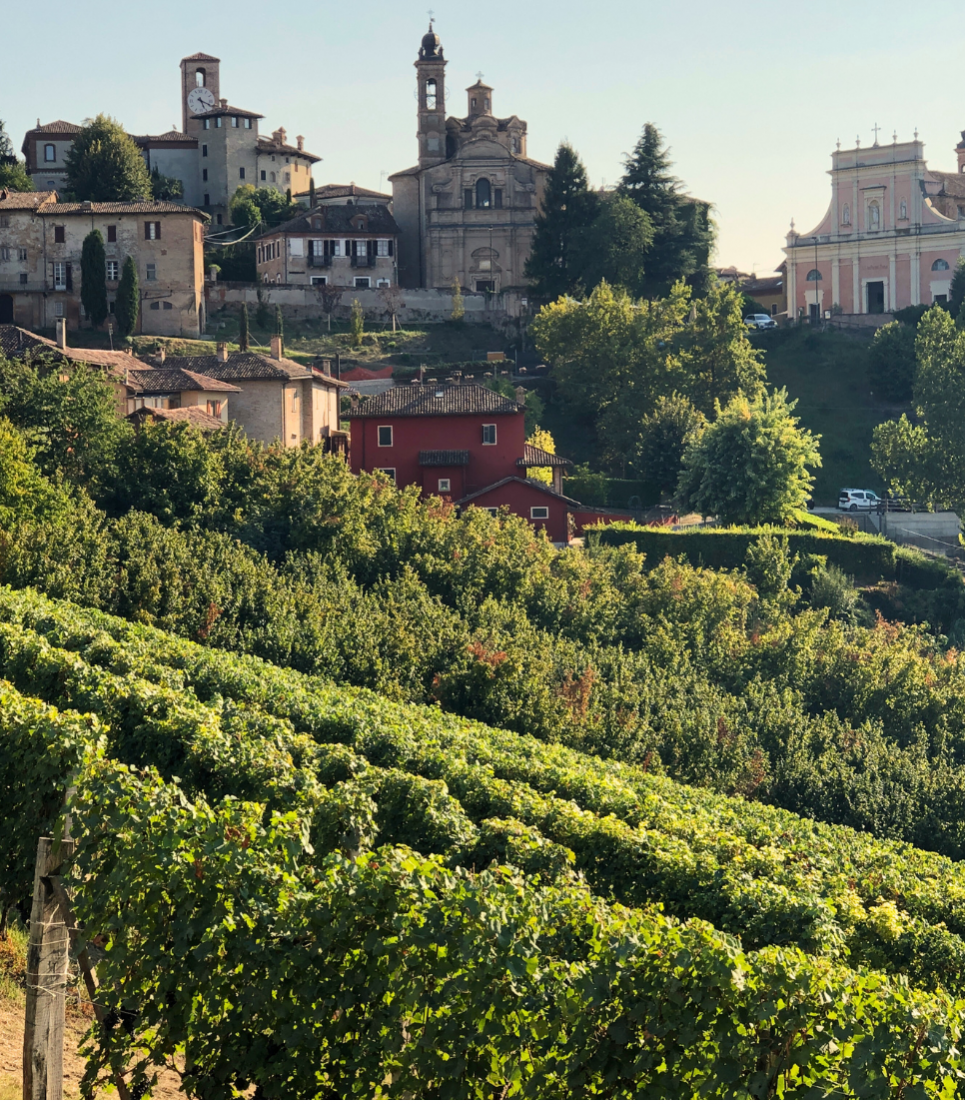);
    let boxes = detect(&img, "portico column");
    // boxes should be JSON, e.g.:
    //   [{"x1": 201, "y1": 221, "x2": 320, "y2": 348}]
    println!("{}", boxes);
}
[
  {"x1": 889, "y1": 253, "x2": 897, "y2": 310},
  {"x1": 831, "y1": 257, "x2": 840, "y2": 309}
]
